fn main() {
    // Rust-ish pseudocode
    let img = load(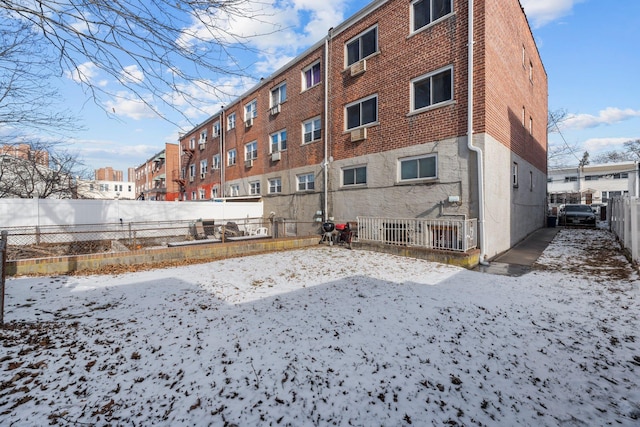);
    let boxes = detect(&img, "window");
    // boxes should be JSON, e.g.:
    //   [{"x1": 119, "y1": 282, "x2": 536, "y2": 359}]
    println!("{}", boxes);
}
[
  {"x1": 346, "y1": 26, "x2": 378, "y2": 66},
  {"x1": 303, "y1": 117, "x2": 322, "y2": 143},
  {"x1": 213, "y1": 121, "x2": 220, "y2": 137},
  {"x1": 411, "y1": 67, "x2": 452, "y2": 111},
  {"x1": 512, "y1": 162, "x2": 519, "y2": 187},
  {"x1": 227, "y1": 113, "x2": 236, "y2": 130},
  {"x1": 270, "y1": 130, "x2": 287, "y2": 152},
  {"x1": 297, "y1": 173, "x2": 315, "y2": 191},
  {"x1": 564, "y1": 176, "x2": 577, "y2": 182},
  {"x1": 211, "y1": 186, "x2": 218, "y2": 198},
  {"x1": 412, "y1": 0, "x2": 453, "y2": 32},
  {"x1": 228, "y1": 149, "x2": 237, "y2": 166},
  {"x1": 522, "y1": 106, "x2": 526, "y2": 127},
  {"x1": 191, "y1": 191, "x2": 196, "y2": 200},
  {"x1": 245, "y1": 141, "x2": 258, "y2": 160},
  {"x1": 189, "y1": 138, "x2": 196, "y2": 150},
  {"x1": 269, "y1": 178, "x2": 282, "y2": 194},
  {"x1": 529, "y1": 61, "x2": 533, "y2": 82},
  {"x1": 200, "y1": 159, "x2": 208, "y2": 175},
  {"x1": 230, "y1": 184, "x2": 239, "y2": 197},
  {"x1": 271, "y1": 82, "x2": 287, "y2": 107},
  {"x1": 346, "y1": 95, "x2": 378, "y2": 130},
  {"x1": 529, "y1": 171, "x2": 533, "y2": 191},
  {"x1": 212, "y1": 154, "x2": 221, "y2": 170},
  {"x1": 343, "y1": 166, "x2": 367, "y2": 186},
  {"x1": 249, "y1": 181, "x2": 261, "y2": 195},
  {"x1": 303, "y1": 61, "x2": 321, "y2": 90},
  {"x1": 529, "y1": 116, "x2": 533, "y2": 134},
  {"x1": 245, "y1": 100, "x2": 257, "y2": 121},
  {"x1": 400, "y1": 154, "x2": 437, "y2": 181},
  {"x1": 200, "y1": 130, "x2": 208, "y2": 142},
  {"x1": 522, "y1": 45, "x2": 526, "y2": 67},
  {"x1": 189, "y1": 164, "x2": 196, "y2": 179},
  {"x1": 199, "y1": 189, "x2": 205, "y2": 200}
]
